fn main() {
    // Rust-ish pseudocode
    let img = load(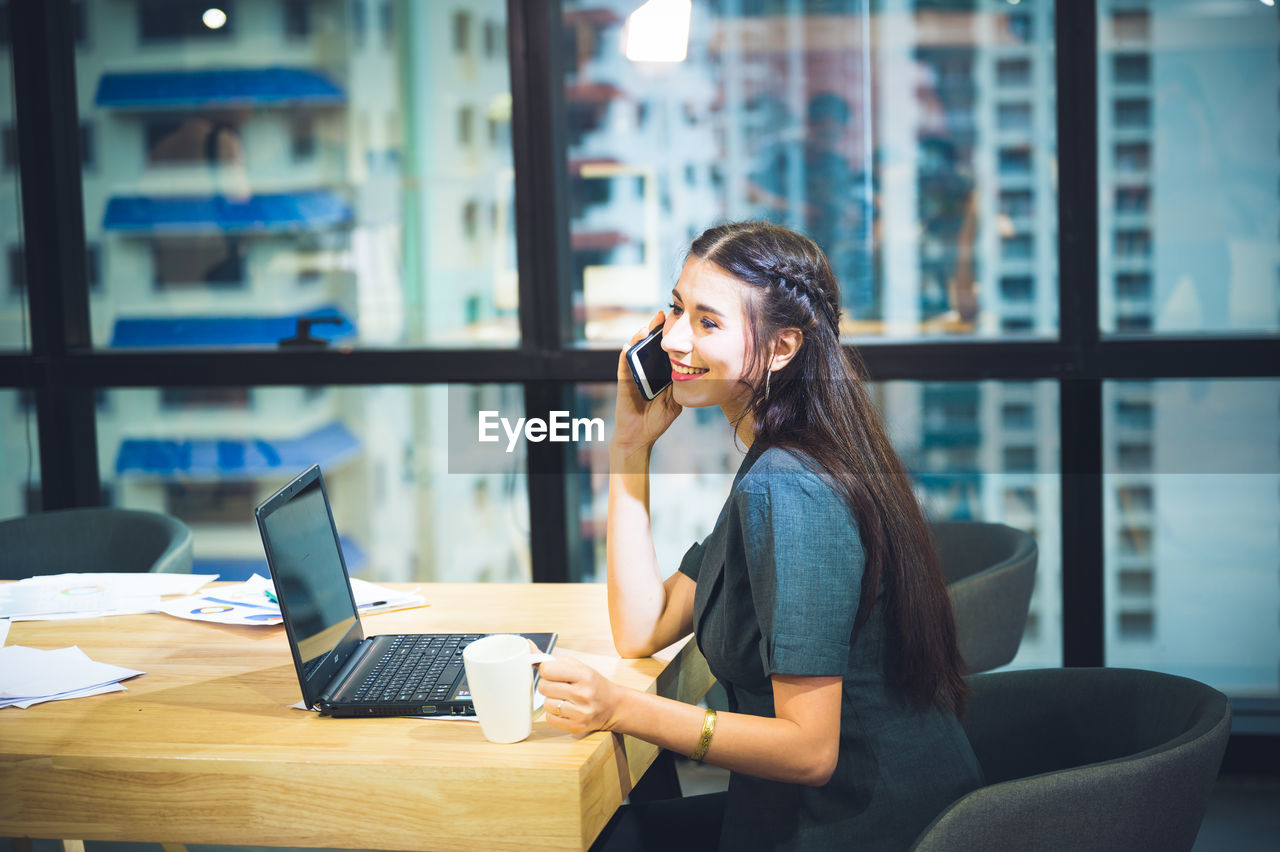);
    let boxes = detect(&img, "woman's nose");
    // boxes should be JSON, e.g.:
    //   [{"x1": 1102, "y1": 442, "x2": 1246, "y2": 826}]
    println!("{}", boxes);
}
[{"x1": 661, "y1": 314, "x2": 691, "y2": 354}]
